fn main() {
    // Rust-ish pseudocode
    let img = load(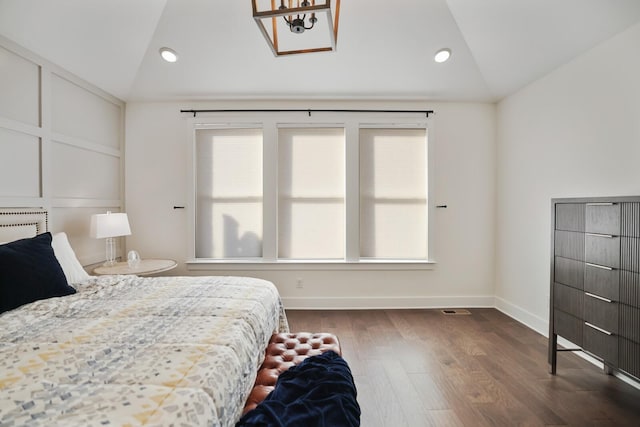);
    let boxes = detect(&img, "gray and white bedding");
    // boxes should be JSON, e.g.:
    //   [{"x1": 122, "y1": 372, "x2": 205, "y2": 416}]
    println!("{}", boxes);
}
[{"x1": 0, "y1": 274, "x2": 289, "y2": 427}]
